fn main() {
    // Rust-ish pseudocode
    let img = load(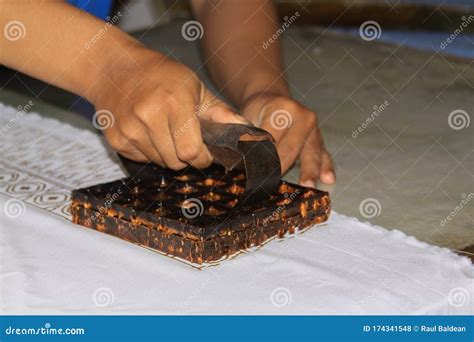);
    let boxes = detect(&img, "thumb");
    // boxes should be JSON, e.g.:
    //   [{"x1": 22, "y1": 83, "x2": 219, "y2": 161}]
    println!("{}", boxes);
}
[{"x1": 199, "y1": 98, "x2": 249, "y2": 125}]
